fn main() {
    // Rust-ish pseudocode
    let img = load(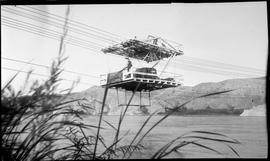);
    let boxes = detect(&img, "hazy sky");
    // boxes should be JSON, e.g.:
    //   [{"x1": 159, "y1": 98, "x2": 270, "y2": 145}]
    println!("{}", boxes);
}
[{"x1": 1, "y1": 2, "x2": 268, "y2": 92}]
